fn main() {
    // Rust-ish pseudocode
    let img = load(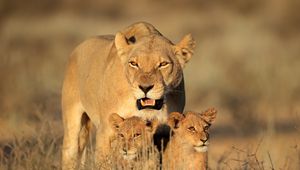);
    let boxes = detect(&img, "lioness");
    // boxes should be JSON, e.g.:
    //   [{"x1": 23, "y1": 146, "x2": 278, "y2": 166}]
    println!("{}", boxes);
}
[
  {"x1": 61, "y1": 22, "x2": 195, "y2": 169},
  {"x1": 163, "y1": 108, "x2": 217, "y2": 170},
  {"x1": 108, "y1": 113, "x2": 159, "y2": 169}
]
